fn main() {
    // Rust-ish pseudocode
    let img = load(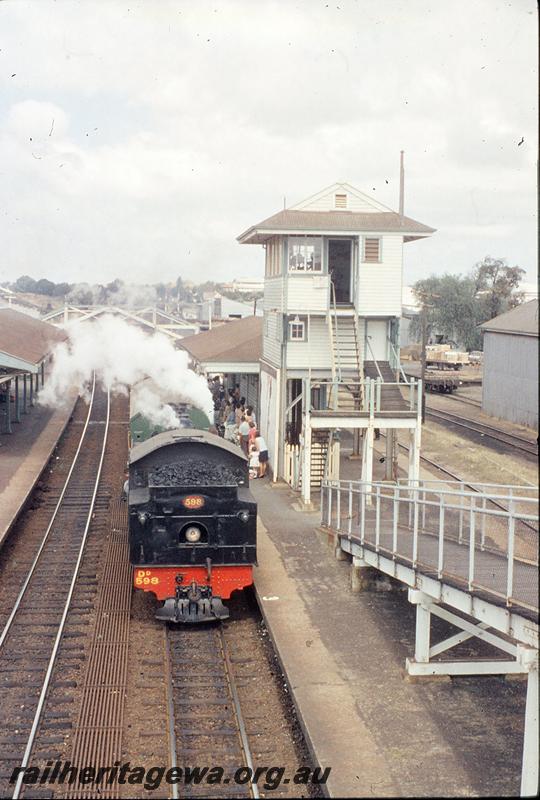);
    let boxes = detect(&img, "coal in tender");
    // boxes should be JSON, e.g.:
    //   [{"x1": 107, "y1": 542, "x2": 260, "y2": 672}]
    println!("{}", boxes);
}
[{"x1": 149, "y1": 460, "x2": 244, "y2": 487}]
